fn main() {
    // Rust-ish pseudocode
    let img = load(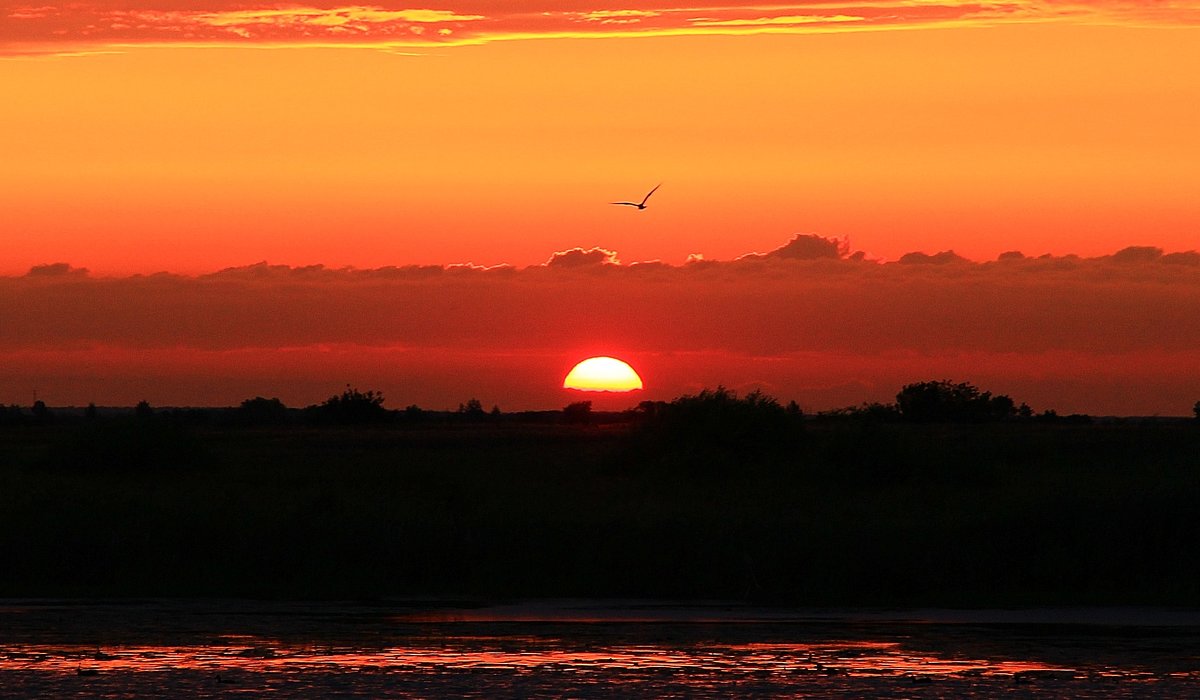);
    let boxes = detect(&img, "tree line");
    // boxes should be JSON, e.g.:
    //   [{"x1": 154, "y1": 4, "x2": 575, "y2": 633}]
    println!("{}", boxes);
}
[{"x1": 2, "y1": 380, "x2": 1198, "y2": 427}]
